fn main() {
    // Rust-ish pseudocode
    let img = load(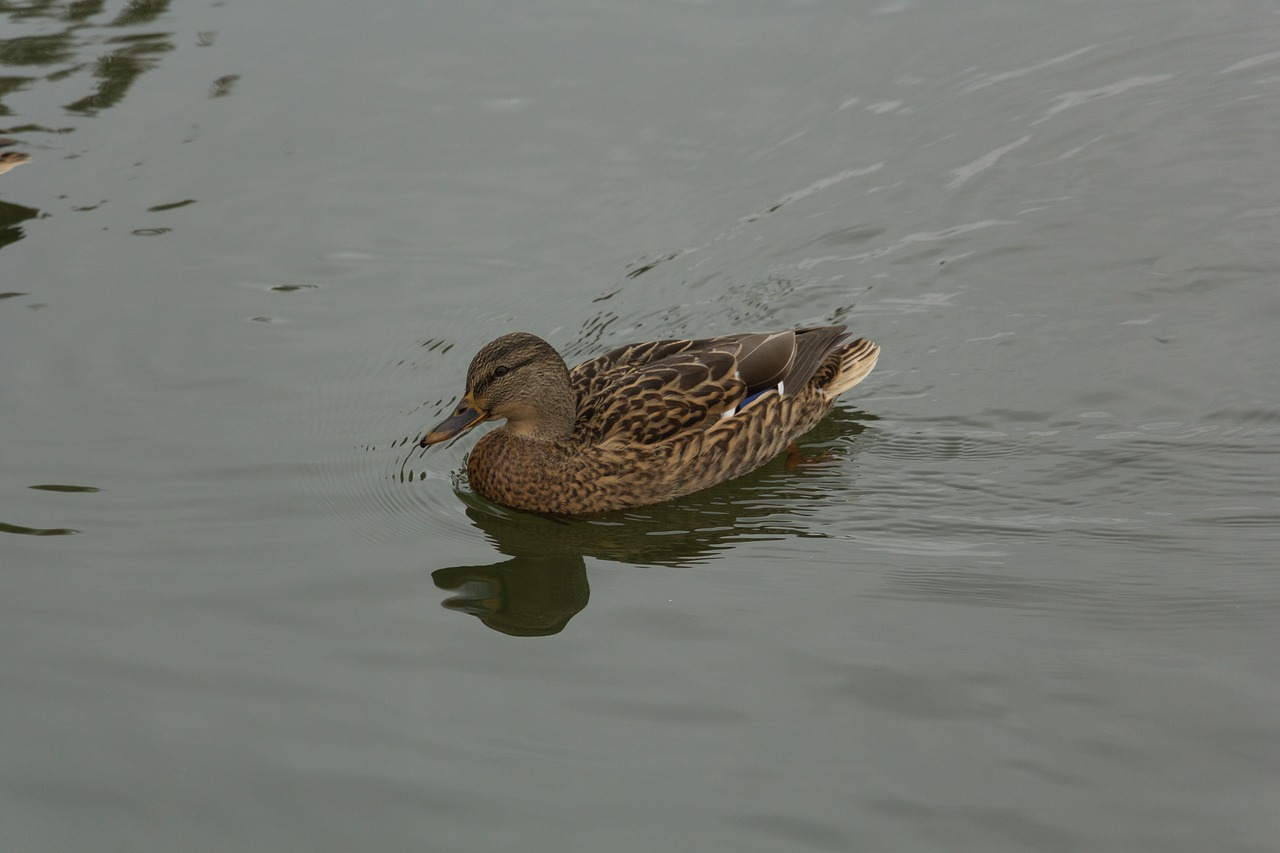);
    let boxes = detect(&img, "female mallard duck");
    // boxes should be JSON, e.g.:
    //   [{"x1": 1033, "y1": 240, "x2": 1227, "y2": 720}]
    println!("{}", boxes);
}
[{"x1": 421, "y1": 325, "x2": 879, "y2": 515}]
